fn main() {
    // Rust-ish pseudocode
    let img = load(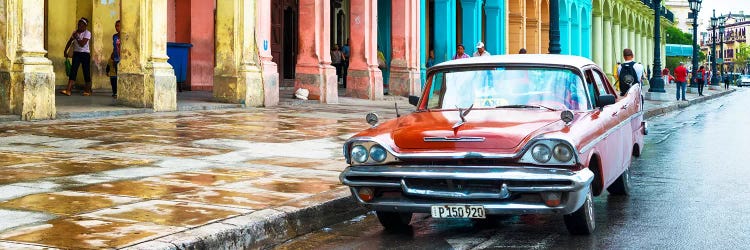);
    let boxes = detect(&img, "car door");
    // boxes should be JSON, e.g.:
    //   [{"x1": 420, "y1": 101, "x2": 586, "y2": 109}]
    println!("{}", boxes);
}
[
  {"x1": 593, "y1": 68, "x2": 636, "y2": 172},
  {"x1": 585, "y1": 68, "x2": 625, "y2": 186}
]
